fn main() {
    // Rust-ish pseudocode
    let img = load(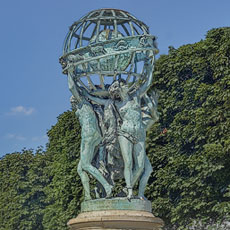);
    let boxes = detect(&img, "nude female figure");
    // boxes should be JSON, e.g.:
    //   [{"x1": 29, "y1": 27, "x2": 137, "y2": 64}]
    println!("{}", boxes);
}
[
  {"x1": 67, "y1": 67, "x2": 112, "y2": 200},
  {"x1": 136, "y1": 91, "x2": 159, "y2": 199},
  {"x1": 83, "y1": 59, "x2": 154, "y2": 199}
]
